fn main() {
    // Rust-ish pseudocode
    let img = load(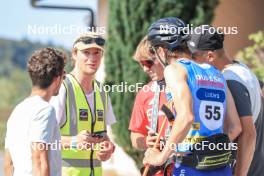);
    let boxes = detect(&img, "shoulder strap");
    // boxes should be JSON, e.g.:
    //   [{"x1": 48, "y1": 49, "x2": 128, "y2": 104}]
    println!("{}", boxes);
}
[
  {"x1": 62, "y1": 75, "x2": 78, "y2": 135},
  {"x1": 95, "y1": 80, "x2": 108, "y2": 112}
]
